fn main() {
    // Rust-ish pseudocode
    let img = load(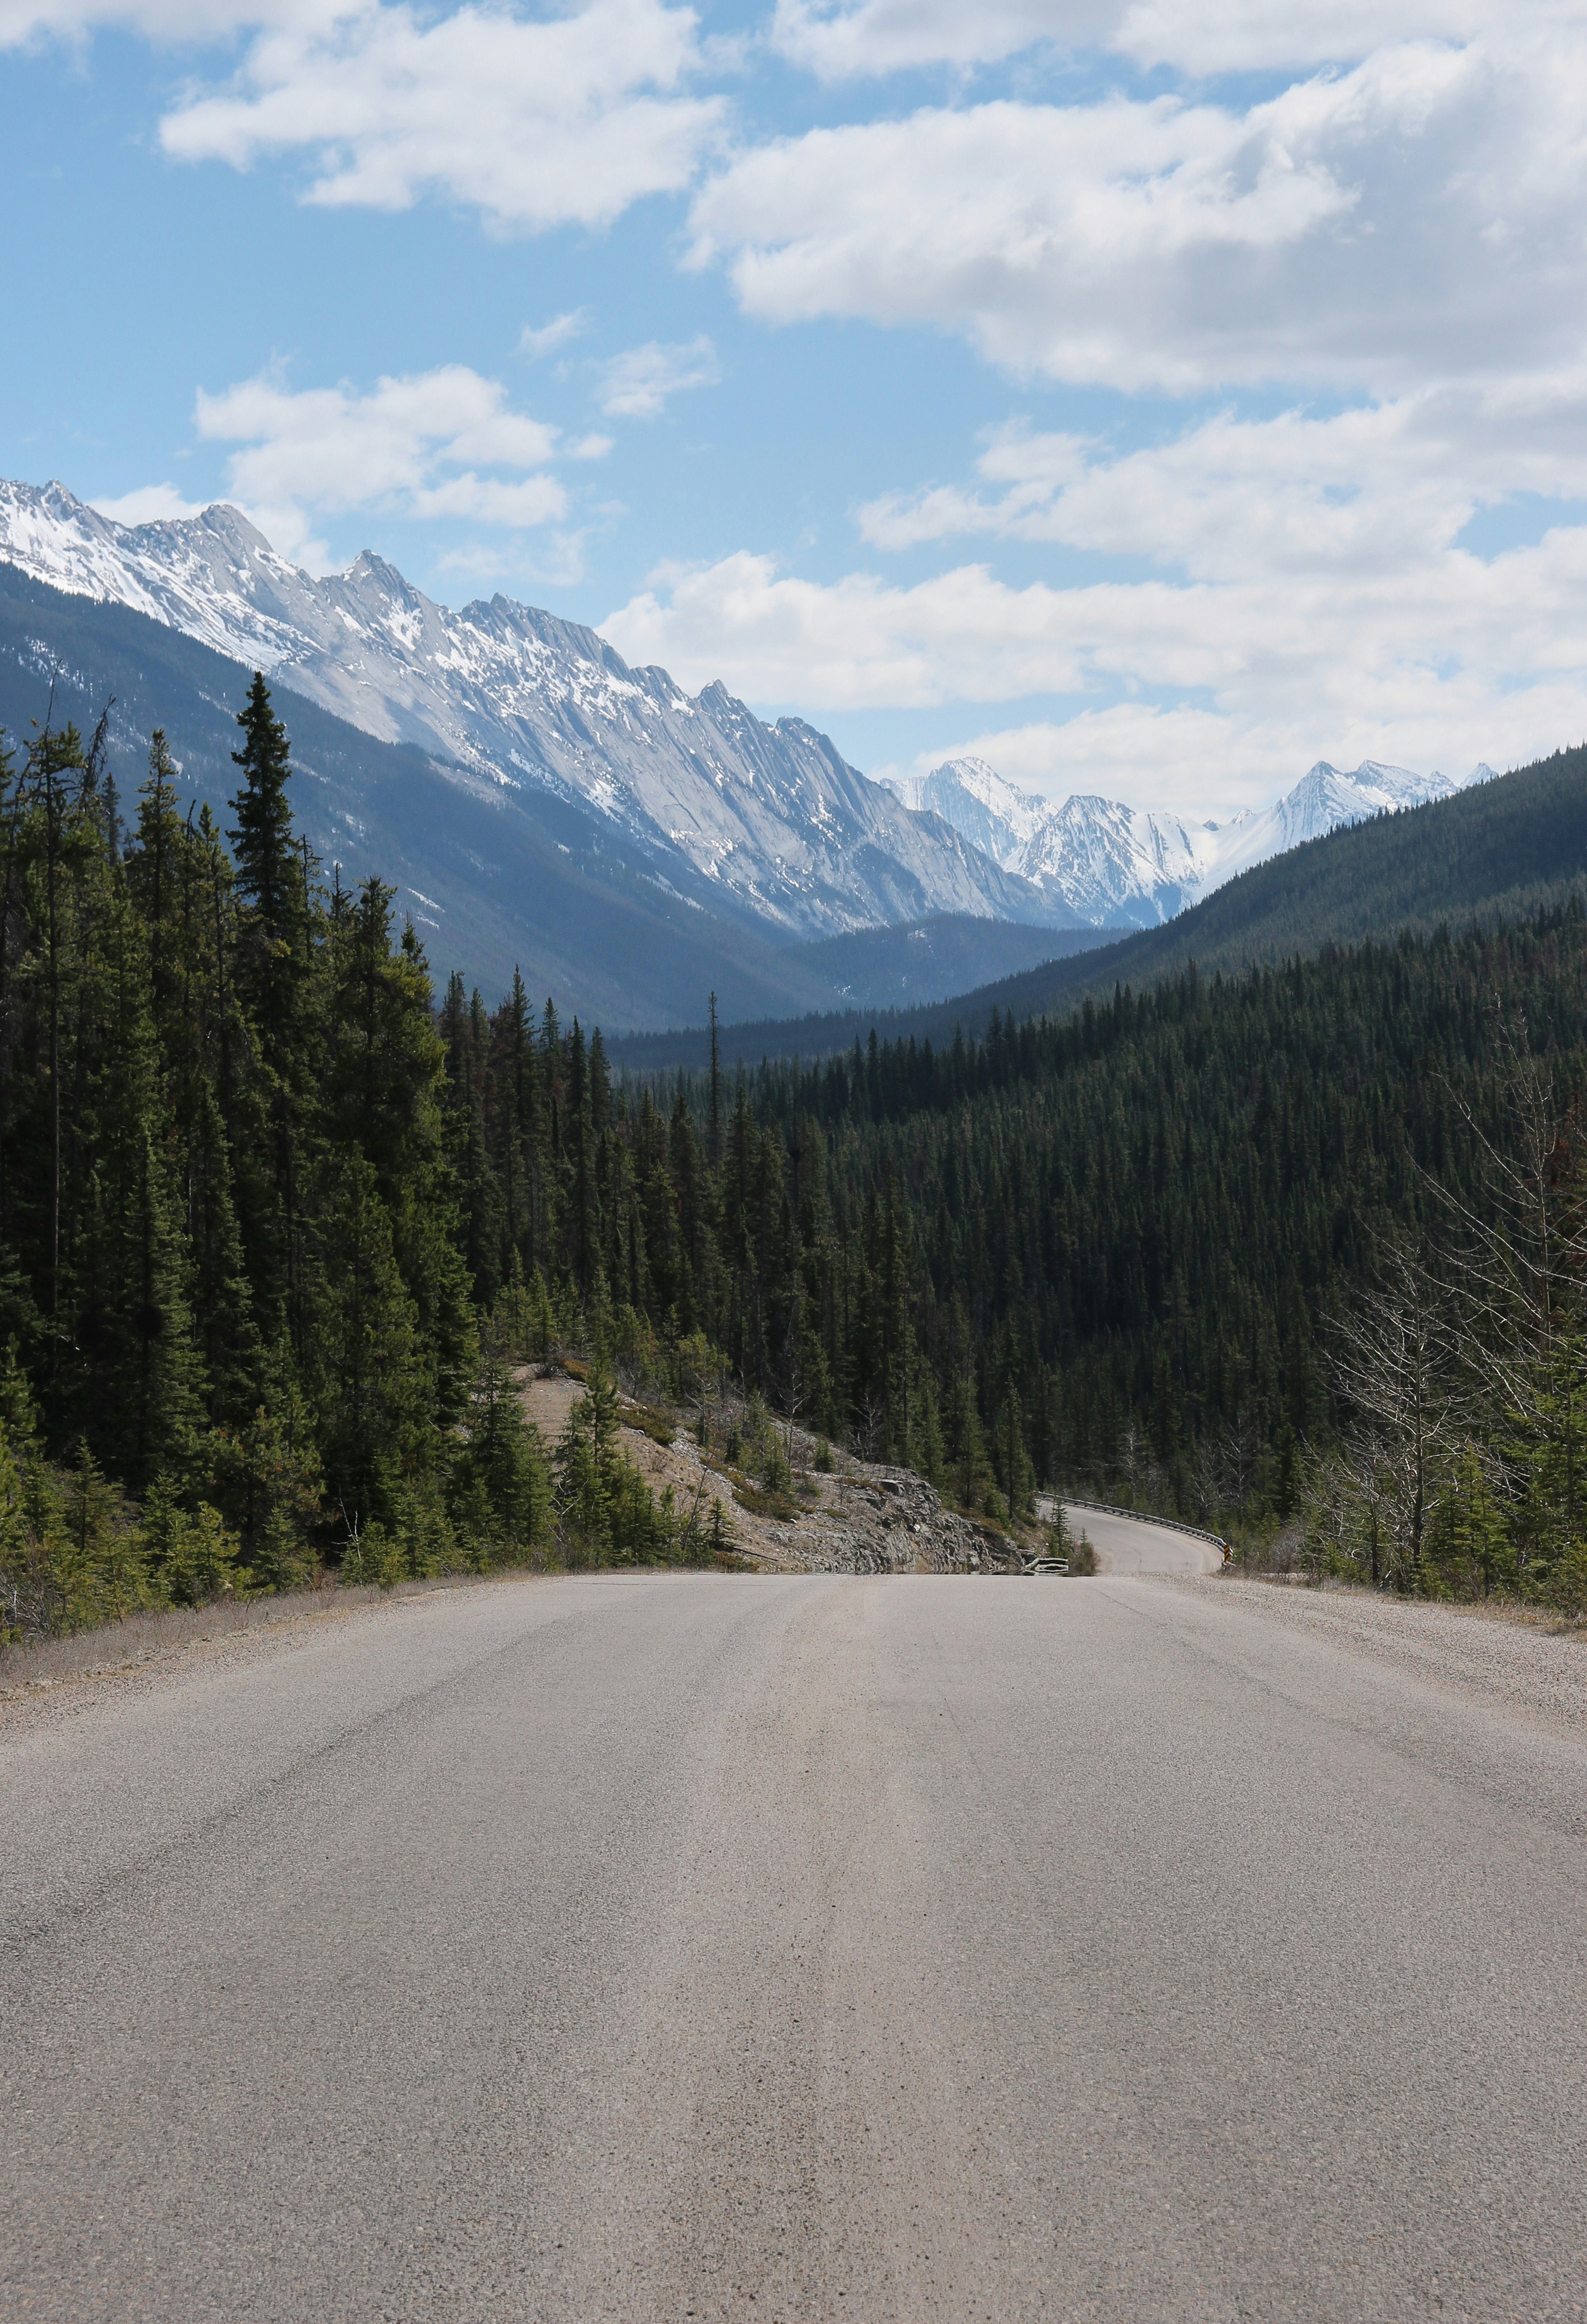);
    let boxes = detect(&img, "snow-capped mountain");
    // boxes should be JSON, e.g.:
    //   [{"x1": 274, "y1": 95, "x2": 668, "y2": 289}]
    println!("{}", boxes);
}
[
  {"x1": 1195, "y1": 760, "x2": 1470, "y2": 892},
  {"x1": 1021, "y1": 796, "x2": 1206, "y2": 927},
  {"x1": 0, "y1": 480, "x2": 1057, "y2": 941},
  {"x1": 882, "y1": 758, "x2": 1049, "y2": 872},
  {"x1": 892, "y1": 752, "x2": 1486, "y2": 929}
]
